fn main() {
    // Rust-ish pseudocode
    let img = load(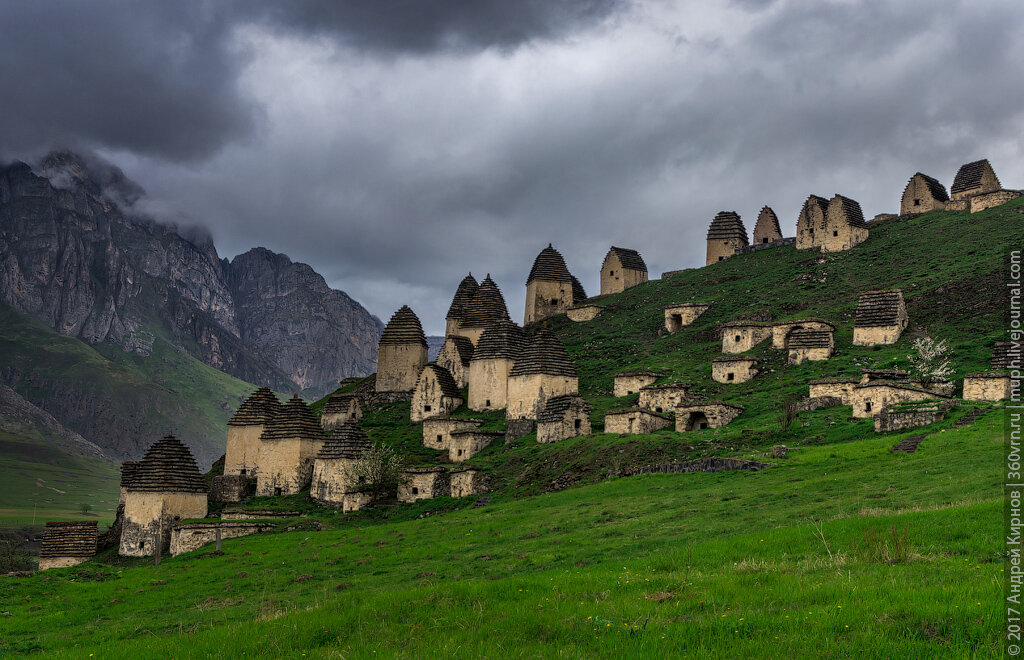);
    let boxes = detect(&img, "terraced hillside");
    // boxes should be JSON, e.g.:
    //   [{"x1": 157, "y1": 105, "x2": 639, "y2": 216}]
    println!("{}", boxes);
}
[{"x1": 1, "y1": 199, "x2": 1019, "y2": 657}]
